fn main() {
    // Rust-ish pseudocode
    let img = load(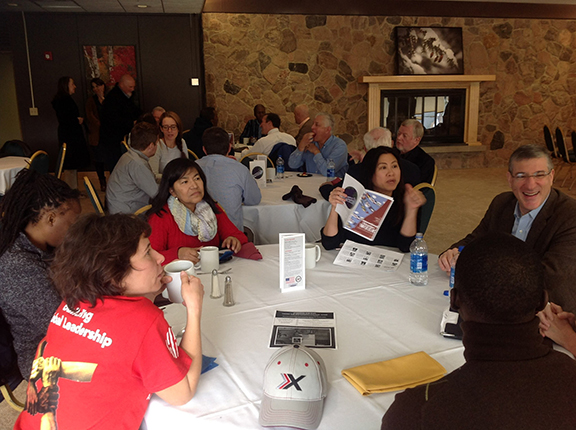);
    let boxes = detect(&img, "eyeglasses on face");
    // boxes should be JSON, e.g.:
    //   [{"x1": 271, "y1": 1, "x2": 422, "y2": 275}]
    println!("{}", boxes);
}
[
  {"x1": 161, "y1": 125, "x2": 178, "y2": 131},
  {"x1": 510, "y1": 170, "x2": 552, "y2": 181}
]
